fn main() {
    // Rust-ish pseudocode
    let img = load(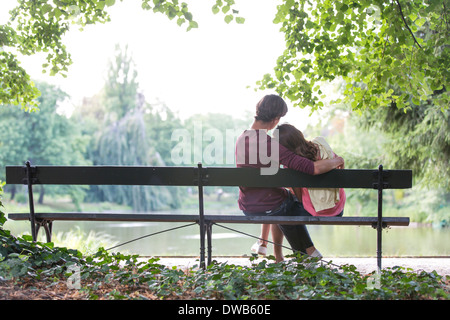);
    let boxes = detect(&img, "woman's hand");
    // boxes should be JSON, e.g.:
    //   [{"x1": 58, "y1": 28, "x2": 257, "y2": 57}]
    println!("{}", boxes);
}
[{"x1": 336, "y1": 157, "x2": 345, "y2": 169}]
